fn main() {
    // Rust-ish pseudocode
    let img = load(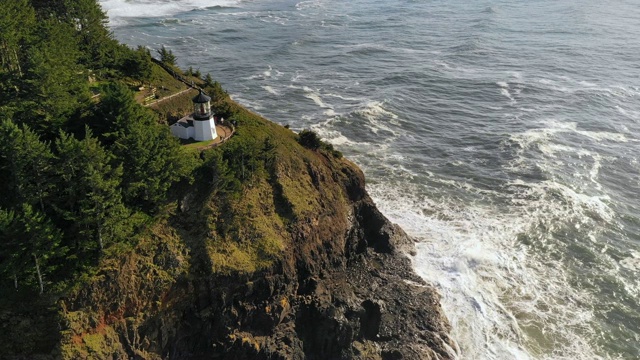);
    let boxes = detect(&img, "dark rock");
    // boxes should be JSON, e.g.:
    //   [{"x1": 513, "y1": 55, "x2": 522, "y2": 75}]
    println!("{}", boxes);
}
[{"x1": 46, "y1": 130, "x2": 454, "y2": 359}]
